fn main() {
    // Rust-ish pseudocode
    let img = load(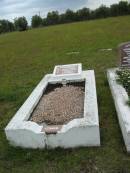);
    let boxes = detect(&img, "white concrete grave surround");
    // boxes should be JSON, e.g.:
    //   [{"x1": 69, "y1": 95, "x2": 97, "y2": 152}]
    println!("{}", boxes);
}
[
  {"x1": 107, "y1": 68, "x2": 130, "y2": 152},
  {"x1": 5, "y1": 64, "x2": 100, "y2": 149}
]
